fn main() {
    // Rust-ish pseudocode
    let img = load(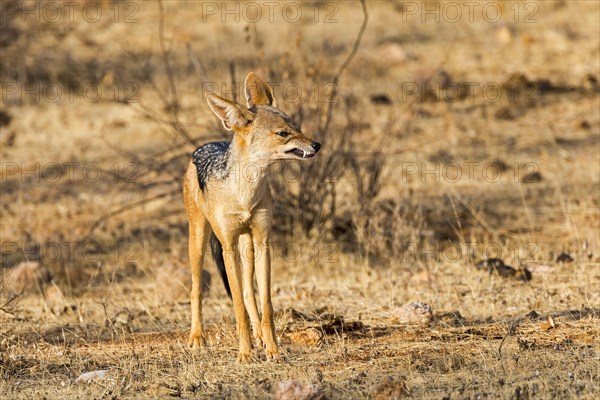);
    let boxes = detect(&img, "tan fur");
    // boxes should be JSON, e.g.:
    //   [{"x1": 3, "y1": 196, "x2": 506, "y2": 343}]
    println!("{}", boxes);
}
[{"x1": 183, "y1": 72, "x2": 320, "y2": 362}]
